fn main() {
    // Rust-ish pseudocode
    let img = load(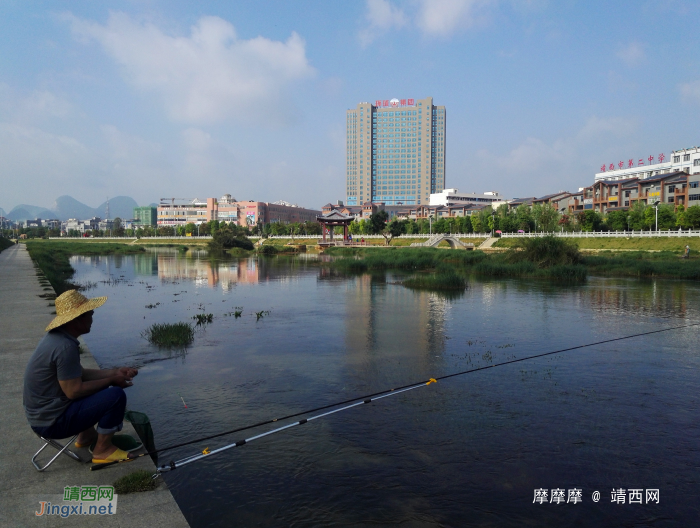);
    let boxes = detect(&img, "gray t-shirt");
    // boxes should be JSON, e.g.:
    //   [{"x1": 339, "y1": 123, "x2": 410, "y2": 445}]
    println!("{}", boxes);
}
[{"x1": 23, "y1": 329, "x2": 83, "y2": 427}]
